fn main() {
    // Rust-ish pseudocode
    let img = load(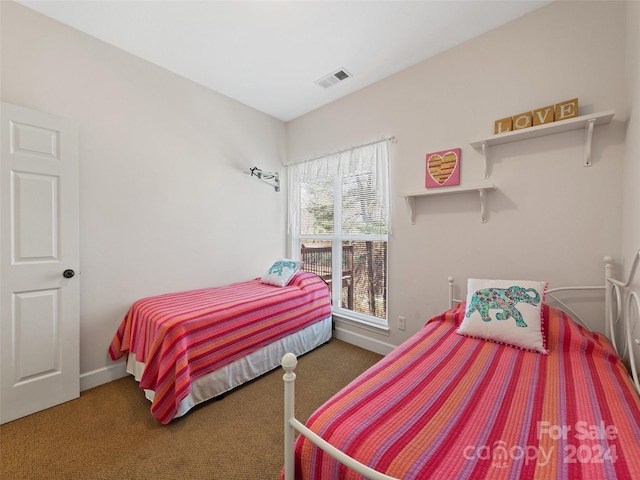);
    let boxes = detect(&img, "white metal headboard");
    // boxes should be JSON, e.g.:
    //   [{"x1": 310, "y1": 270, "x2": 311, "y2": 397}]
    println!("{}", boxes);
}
[
  {"x1": 448, "y1": 253, "x2": 640, "y2": 395},
  {"x1": 606, "y1": 250, "x2": 640, "y2": 395}
]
